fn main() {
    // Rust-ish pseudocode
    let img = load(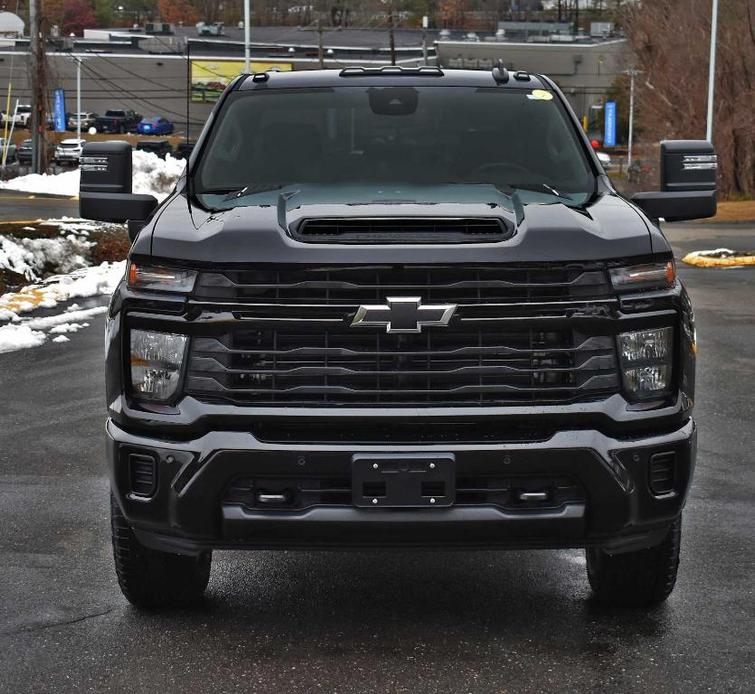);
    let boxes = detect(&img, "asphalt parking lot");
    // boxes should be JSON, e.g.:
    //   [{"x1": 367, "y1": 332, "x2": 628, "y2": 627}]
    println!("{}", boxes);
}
[{"x1": 0, "y1": 222, "x2": 752, "y2": 693}]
